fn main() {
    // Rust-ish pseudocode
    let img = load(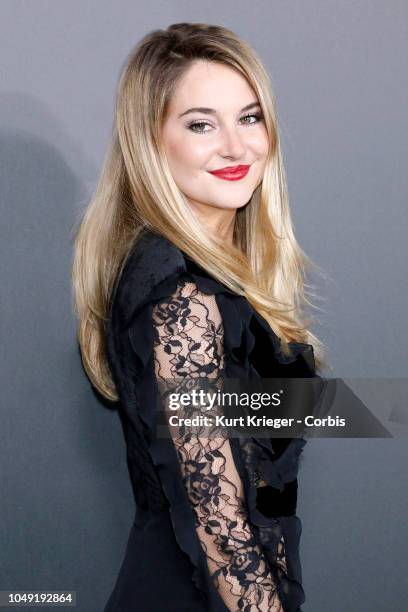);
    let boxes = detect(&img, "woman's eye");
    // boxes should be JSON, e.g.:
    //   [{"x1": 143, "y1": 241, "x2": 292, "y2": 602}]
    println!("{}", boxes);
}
[
  {"x1": 188, "y1": 121, "x2": 212, "y2": 134},
  {"x1": 241, "y1": 112, "x2": 263, "y2": 124},
  {"x1": 187, "y1": 112, "x2": 263, "y2": 134}
]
